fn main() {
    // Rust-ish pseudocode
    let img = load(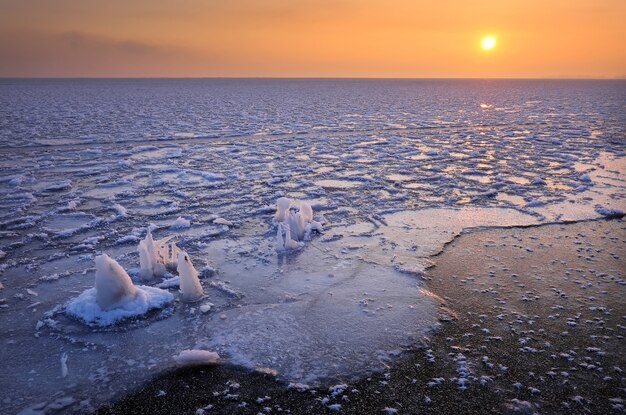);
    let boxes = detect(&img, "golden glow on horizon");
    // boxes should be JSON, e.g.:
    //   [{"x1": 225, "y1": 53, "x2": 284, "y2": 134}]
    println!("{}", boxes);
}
[
  {"x1": 0, "y1": 0, "x2": 624, "y2": 78},
  {"x1": 481, "y1": 36, "x2": 496, "y2": 51}
]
